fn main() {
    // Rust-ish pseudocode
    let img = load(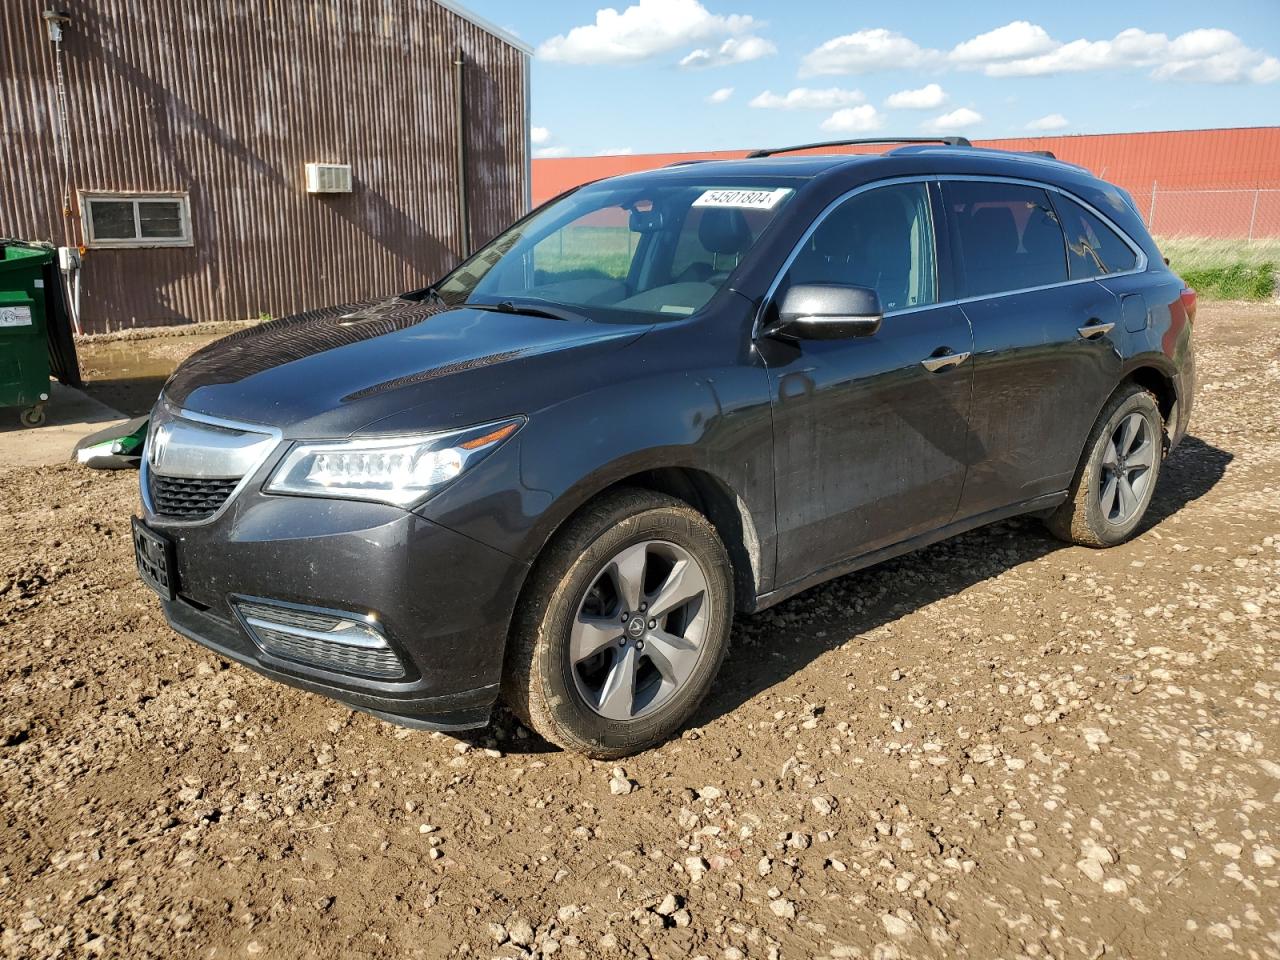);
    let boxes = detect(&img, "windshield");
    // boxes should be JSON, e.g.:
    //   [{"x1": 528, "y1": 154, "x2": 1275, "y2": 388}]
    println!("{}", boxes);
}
[{"x1": 436, "y1": 179, "x2": 797, "y2": 321}]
